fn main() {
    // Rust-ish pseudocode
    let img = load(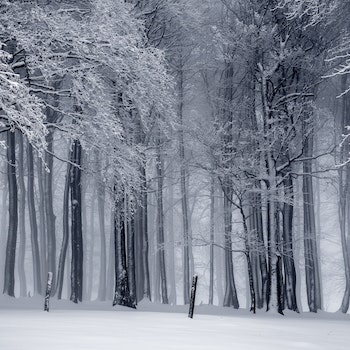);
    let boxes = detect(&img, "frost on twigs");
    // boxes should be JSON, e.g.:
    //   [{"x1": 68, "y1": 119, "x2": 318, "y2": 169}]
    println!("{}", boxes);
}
[{"x1": 0, "y1": 45, "x2": 47, "y2": 155}]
